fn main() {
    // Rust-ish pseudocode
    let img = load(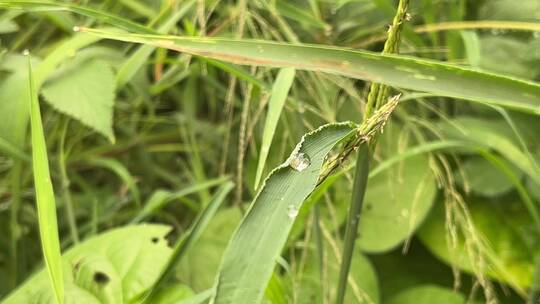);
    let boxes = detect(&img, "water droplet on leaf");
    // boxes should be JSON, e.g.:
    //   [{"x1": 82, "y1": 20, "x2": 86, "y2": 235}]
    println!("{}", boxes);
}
[
  {"x1": 287, "y1": 205, "x2": 299, "y2": 219},
  {"x1": 401, "y1": 209, "x2": 409, "y2": 218},
  {"x1": 290, "y1": 152, "x2": 310, "y2": 172}
]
